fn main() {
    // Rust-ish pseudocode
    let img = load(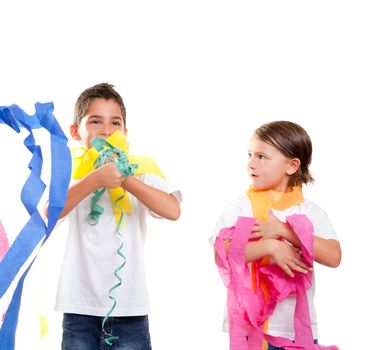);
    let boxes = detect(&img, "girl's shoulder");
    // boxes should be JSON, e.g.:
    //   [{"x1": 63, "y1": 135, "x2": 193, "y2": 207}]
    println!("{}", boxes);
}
[
  {"x1": 224, "y1": 193, "x2": 253, "y2": 215},
  {"x1": 299, "y1": 198, "x2": 328, "y2": 216},
  {"x1": 299, "y1": 198, "x2": 338, "y2": 239}
]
